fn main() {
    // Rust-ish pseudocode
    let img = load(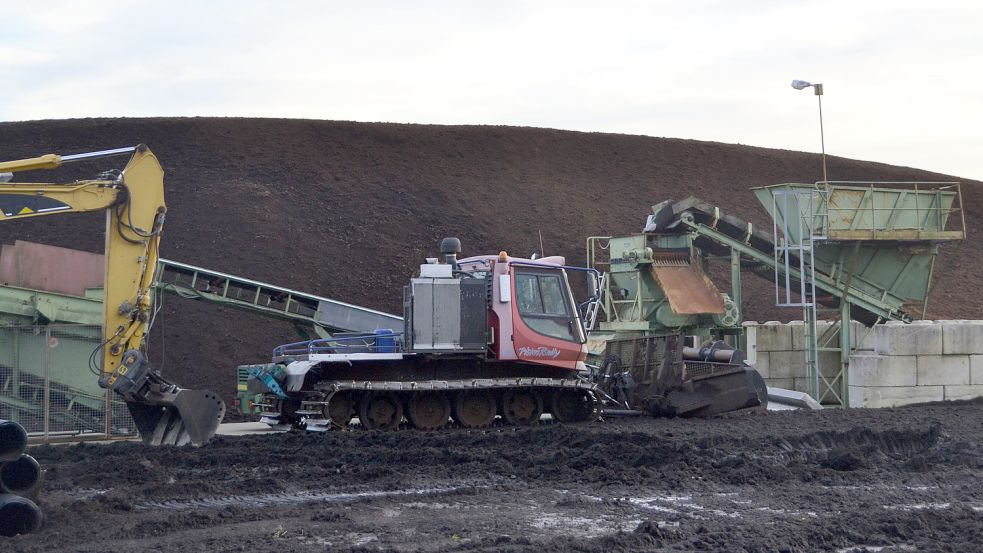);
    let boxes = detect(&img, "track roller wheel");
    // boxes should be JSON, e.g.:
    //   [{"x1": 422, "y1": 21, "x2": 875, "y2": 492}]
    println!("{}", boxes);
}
[
  {"x1": 277, "y1": 399, "x2": 303, "y2": 428},
  {"x1": 452, "y1": 391, "x2": 497, "y2": 428},
  {"x1": 406, "y1": 392, "x2": 451, "y2": 430},
  {"x1": 324, "y1": 390, "x2": 355, "y2": 429},
  {"x1": 501, "y1": 389, "x2": 543, "y2": 426},
  {"x1": 550, "y1": 389, "x2": 597, "y2": 423},
  {"x1": 358, "y1": 392, "x2": 403, "y2": 430}
]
